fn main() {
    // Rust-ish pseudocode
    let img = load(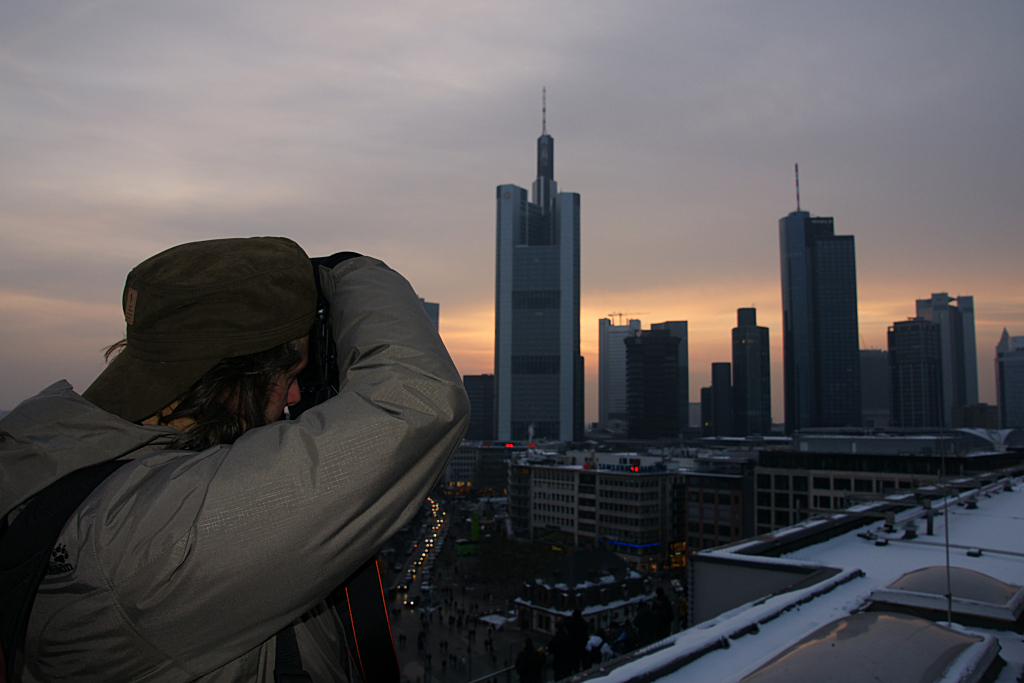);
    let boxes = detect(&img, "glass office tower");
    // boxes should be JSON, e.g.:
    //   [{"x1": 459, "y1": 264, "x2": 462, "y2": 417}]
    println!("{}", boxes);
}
[
  {"x1": 495, "y1": 125, "x2": 582, "y2": 442},
  {"x1": 779, "y1": 211, "x2": 861, "y2": 432}
]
